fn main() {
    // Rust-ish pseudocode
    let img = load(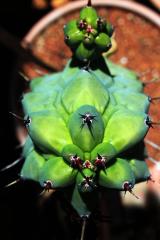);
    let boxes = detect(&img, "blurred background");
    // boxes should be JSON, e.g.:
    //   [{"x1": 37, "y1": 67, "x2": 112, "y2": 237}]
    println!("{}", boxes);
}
[{"x1": 0, "y1": 0, "x2": 160, "y2": 239}]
